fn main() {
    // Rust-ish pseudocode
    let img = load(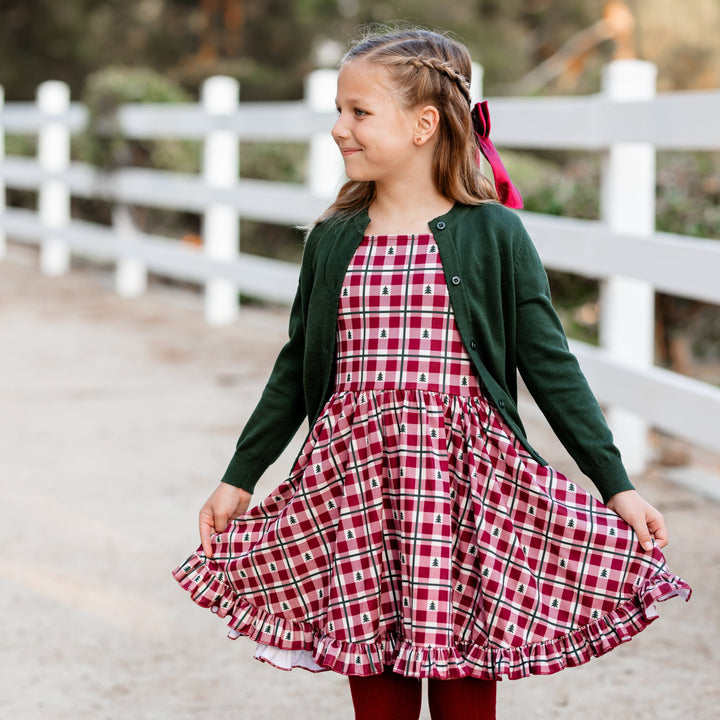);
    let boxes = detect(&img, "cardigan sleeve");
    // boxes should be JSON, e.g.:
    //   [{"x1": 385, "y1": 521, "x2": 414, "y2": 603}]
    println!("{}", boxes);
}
[
  {"x1": 512, "y1": 229, "x2": 634, "y2": 502},
  {"x1": 220, "y1": 240, "x2": 315, "y2": 493}
]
